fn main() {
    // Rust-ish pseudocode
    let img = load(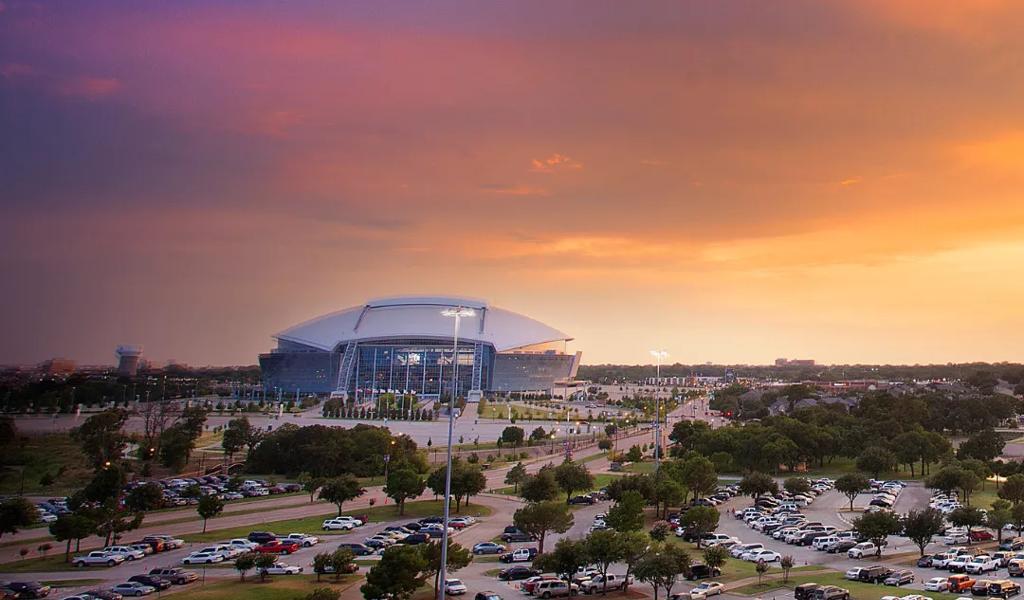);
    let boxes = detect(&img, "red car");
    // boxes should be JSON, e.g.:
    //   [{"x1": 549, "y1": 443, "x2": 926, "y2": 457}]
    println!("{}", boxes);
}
[
  {"x1": 256, "y1": 540, "x2": 301, "y2": 554},
  {"x1": 970, "y1": 530, "x2": 995, "y2": 542}
]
